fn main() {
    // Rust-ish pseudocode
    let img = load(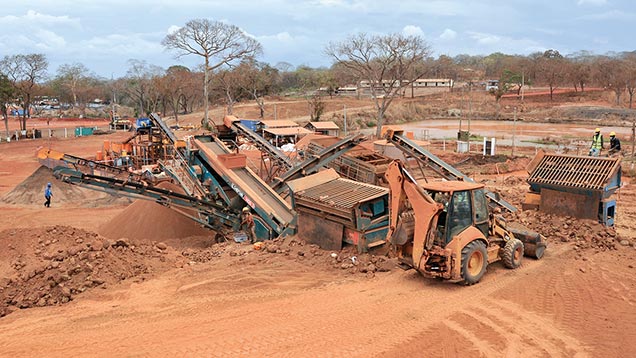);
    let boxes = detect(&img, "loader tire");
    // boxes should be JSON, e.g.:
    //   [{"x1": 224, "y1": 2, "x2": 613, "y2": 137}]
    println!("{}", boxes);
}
[
  {"x1": 503, "y1": 239, "x2": 524, "y2": 269},
  {"x1": 461, "y1": 241, "x2": 488, "y2": 285}
]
